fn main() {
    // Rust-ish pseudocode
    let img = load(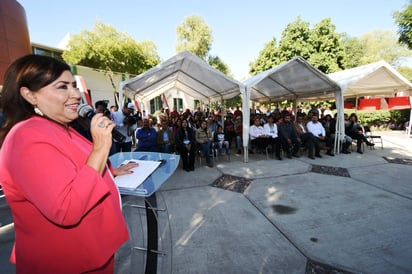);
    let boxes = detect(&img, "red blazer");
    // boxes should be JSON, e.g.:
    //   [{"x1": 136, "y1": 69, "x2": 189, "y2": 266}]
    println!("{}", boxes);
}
[{"x1": 0, "y1": 116, "x2": 129, "y2": 273}]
